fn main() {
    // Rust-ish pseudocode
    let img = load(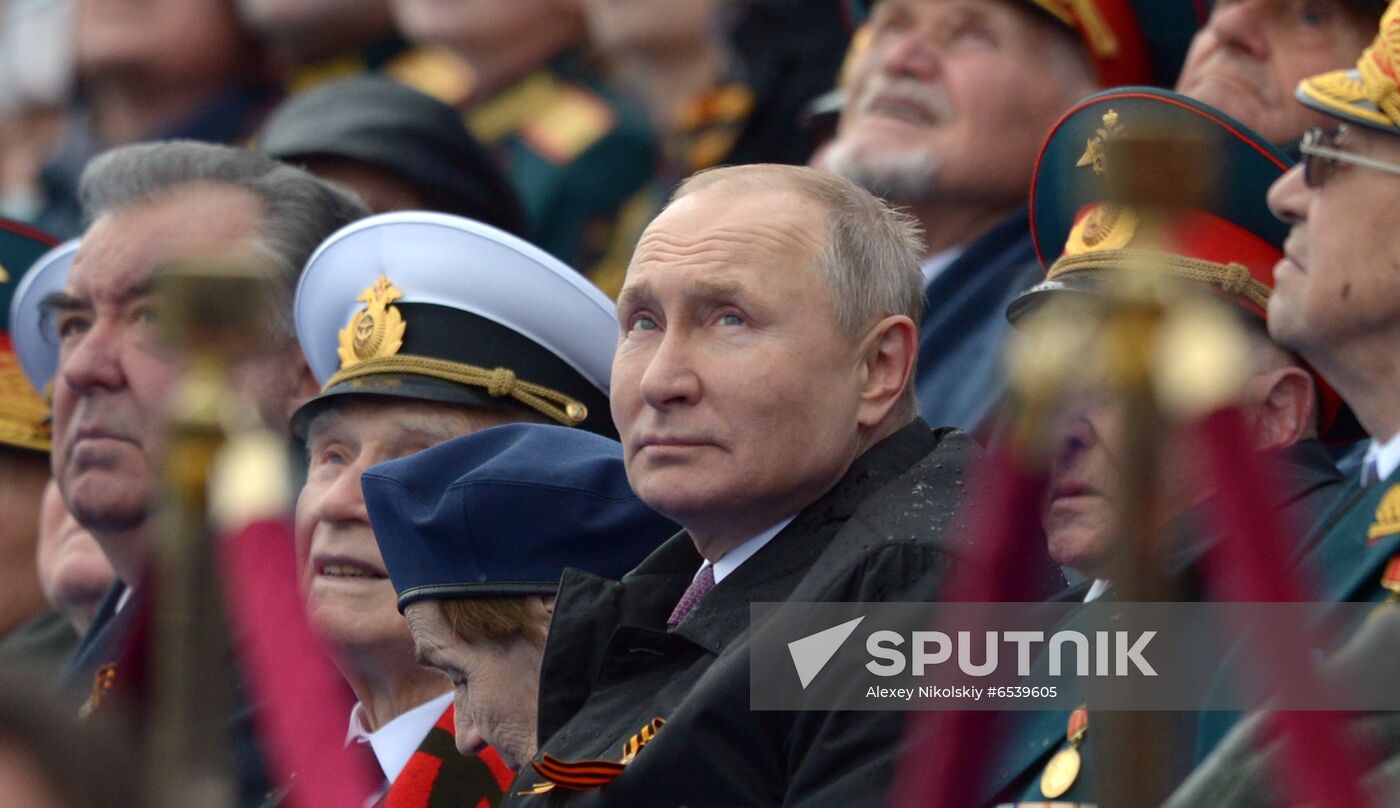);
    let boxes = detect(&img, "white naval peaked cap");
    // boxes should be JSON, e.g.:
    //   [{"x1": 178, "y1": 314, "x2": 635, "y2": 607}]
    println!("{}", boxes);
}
[
  {"x1": 10, "y1": 238, "x2": 79, "y2": 393},
  {"x1": 292, "y1": 211, "x2": 621, "y2": 437}
]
